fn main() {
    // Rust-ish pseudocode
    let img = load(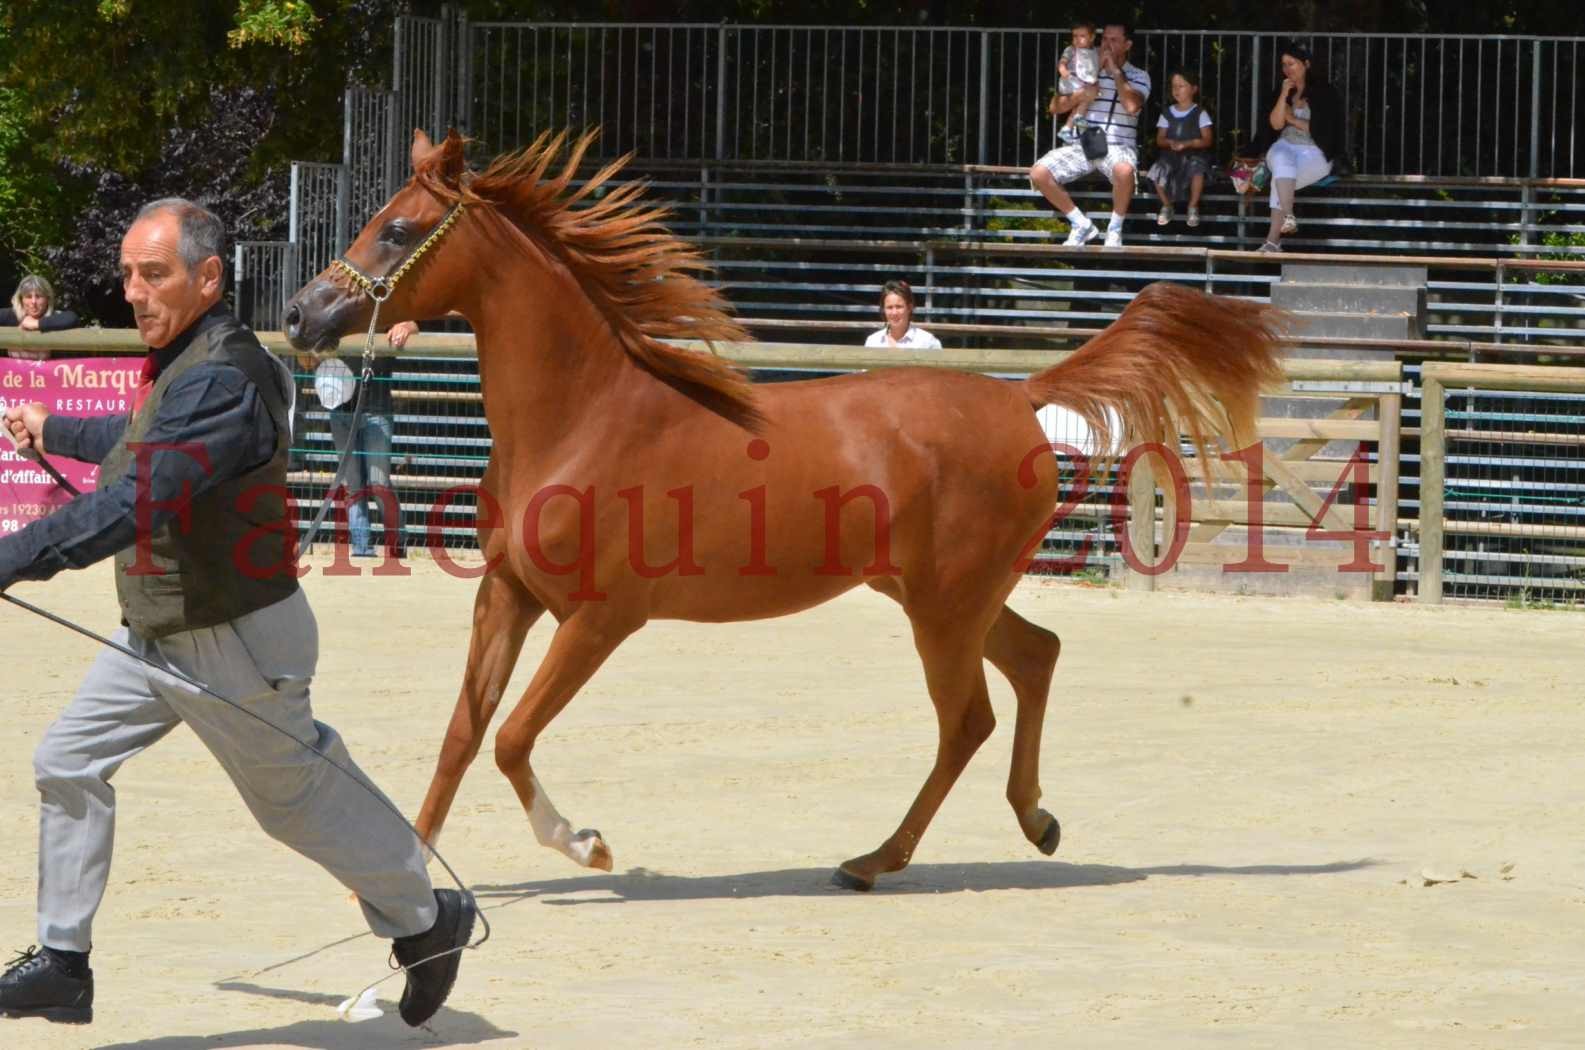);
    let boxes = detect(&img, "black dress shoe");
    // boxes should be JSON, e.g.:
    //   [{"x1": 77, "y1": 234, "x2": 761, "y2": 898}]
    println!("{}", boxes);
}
[
  {"x1": 0, "y1": 946, "x2": 93, "y2": 1024},
  {"x1": 391, "y1": 889, "x2": 475, "y2": 1027}
]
